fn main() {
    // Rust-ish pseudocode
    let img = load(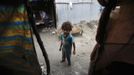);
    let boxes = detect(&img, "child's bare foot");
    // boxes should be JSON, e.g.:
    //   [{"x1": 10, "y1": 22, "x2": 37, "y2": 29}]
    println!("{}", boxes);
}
[
  {"x1": 68, "y1": 63, "x2": 71, "y2": 66},
  {"x1": 60, "y1": 60, "x2": 65, "y2": 63}
]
